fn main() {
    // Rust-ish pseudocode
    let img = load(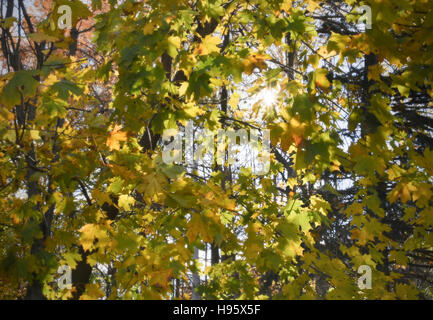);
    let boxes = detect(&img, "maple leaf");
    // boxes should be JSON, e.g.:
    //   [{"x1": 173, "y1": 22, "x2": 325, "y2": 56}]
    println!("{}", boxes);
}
[
  {"x1": 196, "y1": 35, "x2": 221, "y2": 55},
  {"x1": 118, "y1": 194, "x2": 135, "y2": 211},
  {"x1": 242, "y1": 54, "x2": 268, "y2": 75},
  {"x1": 79, "y1": 223, "x2": 112, "y2": 252},
  {"x1": 79, "y1": 284, "x2": 105, "y2": 300},
  {"x1": 106, "y1": 125, "x2": 127, "y2": 151},
  {"x1": 3, "y1": 0, "x2": 433, "y2": 301},
  {"x1": 351, "y1": 228, "x2": 374, "y2": 246},
  {"x1": 149, "y1": 269, "x2": 173, "y2": 289},
  {"x1": 313, "y1": 68, "x2": 331, "y2": 92},
  {"x1": 288, "y1": 117, "x2": 306, "y2": 147}
]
